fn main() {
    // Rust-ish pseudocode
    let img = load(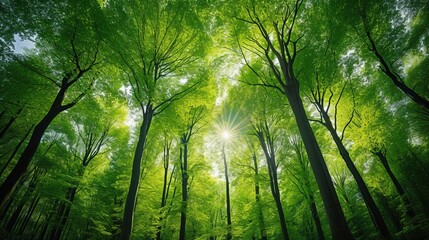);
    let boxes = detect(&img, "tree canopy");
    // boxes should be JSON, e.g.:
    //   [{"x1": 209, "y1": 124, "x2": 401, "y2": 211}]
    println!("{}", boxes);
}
[{"x1": 1, "y1": 0, "x2": 428, "y2": 239}]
